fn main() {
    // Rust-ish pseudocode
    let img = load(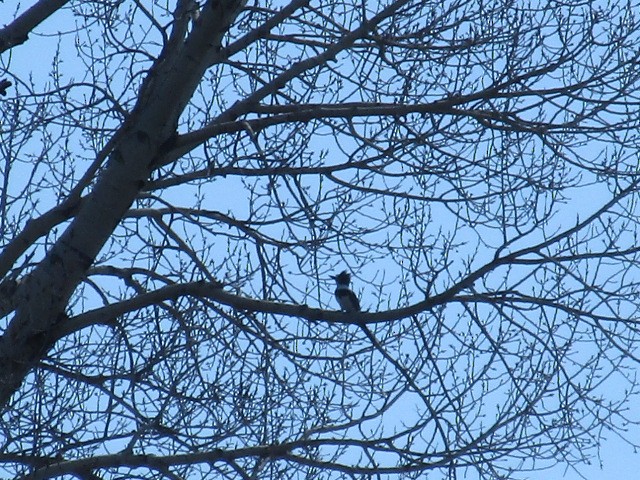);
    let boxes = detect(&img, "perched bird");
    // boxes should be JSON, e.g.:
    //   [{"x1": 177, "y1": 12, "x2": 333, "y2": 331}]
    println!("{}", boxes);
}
[
  {"x1": 331, "y1": 270, "x2": 361, "y2": 313},
  {"x1": 0, "y1": 79, "x2": 11, "y2": 96}
]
